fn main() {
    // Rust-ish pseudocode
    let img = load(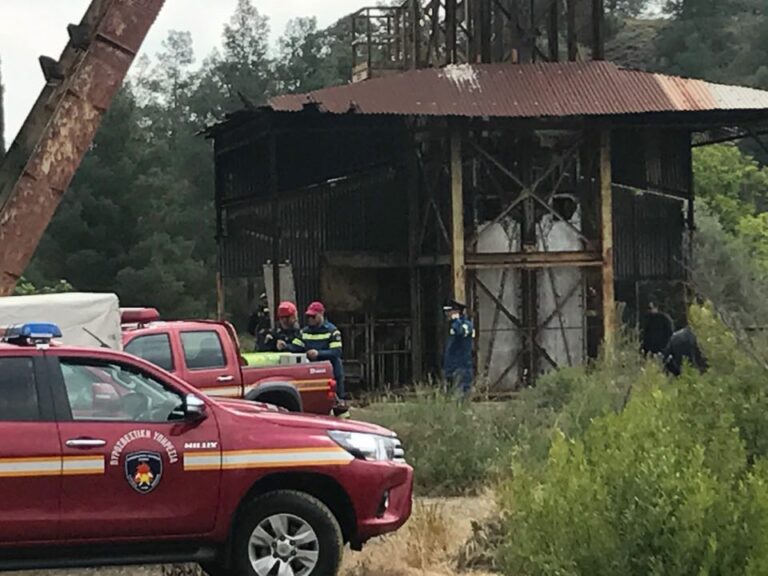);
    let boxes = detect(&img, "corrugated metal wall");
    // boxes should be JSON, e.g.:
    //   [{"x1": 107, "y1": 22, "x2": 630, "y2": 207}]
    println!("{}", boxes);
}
[
  {"x1": 220, "y1": 168, "x2": 404, "y2": 308},
  {"x1": 613, "y1": 190, "x2": 687, "y2": 282}
]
